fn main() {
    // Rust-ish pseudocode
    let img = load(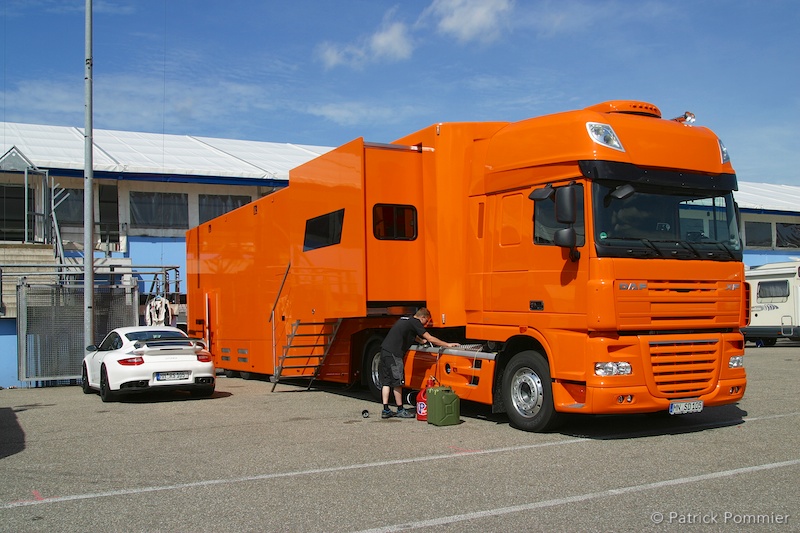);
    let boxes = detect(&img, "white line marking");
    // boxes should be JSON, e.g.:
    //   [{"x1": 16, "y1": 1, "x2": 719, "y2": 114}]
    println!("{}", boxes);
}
[
  {"x1": 1, "y1": 439, "x2": 586, "y2": 509},
  {"x1": 353, "y1": 458, "x2": 800, "y2": 533},
  {"x1": 3, "y1": 412, "x2": 798, "y2": 511}
]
